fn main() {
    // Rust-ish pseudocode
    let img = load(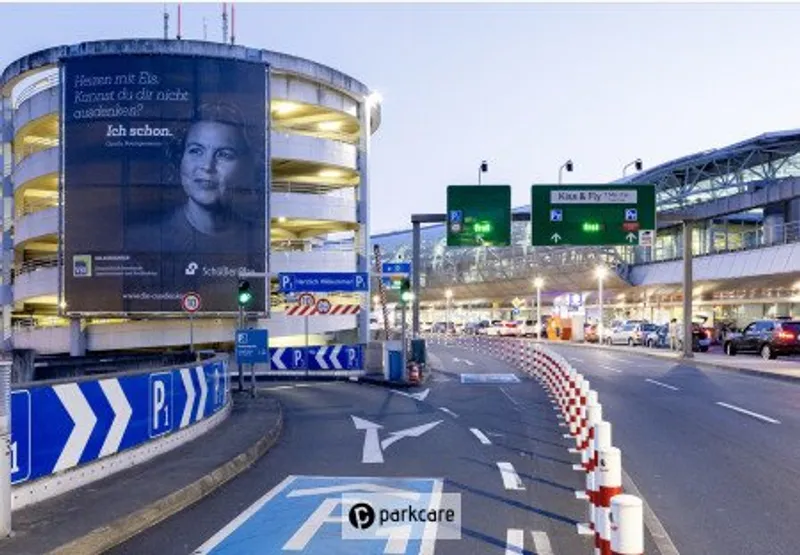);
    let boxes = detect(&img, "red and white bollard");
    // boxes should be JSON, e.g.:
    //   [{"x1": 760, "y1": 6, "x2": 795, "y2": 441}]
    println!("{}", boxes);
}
[
  {"x1": 595, "y1": 447, "x2": 623, "y2": 555},
  {"x1": 610, "y1": 494, "x2": 643, "y2": 555},
  {"x1": 580, "y1": 401, "x2": 603, "y2": 470}
]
